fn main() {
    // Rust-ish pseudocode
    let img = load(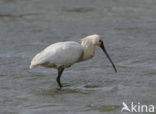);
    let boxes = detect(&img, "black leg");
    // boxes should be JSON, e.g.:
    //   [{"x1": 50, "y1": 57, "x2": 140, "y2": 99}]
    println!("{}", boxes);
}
[{"x1": 56, "y1": 68, "x2": 64, "y2": 88}]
